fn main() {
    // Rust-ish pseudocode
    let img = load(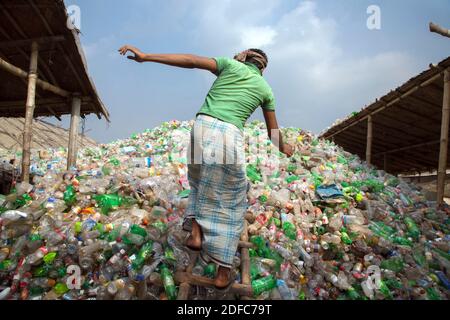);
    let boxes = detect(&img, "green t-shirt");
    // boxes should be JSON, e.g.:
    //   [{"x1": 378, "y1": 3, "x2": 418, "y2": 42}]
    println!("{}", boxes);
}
[{"x1": 197, "y1": 57, "x2": 276, "y2": 130}]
